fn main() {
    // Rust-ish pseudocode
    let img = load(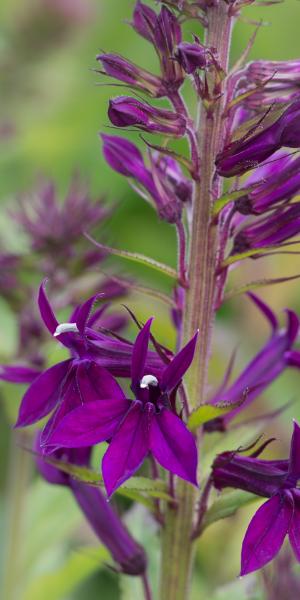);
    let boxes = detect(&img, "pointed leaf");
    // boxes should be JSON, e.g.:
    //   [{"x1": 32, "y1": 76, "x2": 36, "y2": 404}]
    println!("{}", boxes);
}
[
  {"x1": 202, "y1": 490, "x2": 259, "y2": 531},
  {"x1": 213, "y1": 187, "x2": 254, "y2": 217},
  {"x1": 188, "y1": 400, "x2": 243, "y2": 431},
  {"x1": 225, "y1": 273, "x2": 300, "y2": 301},
  {"x1": 85, "y1": 233, "x2": 178, "y2": 280}
]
